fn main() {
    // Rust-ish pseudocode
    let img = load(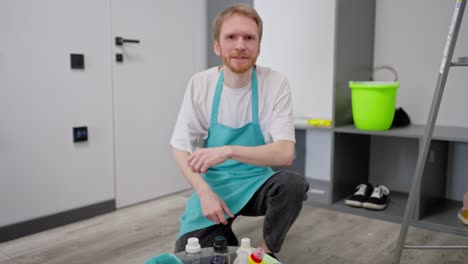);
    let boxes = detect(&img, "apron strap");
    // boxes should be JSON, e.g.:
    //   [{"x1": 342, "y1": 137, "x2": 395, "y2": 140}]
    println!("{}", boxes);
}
[
  {"x1": 211, "y1": 70, "x2": 224, "y2": 125},
  {"x1": 251, "y1": 68, "x2": 259, "y2": 123}
]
